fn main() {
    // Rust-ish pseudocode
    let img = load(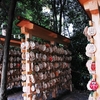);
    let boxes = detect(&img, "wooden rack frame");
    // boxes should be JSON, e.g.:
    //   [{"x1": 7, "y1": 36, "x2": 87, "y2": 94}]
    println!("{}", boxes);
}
[
  {"x1": 78, "y1": 0, "x2": 100, "y2": 19},
  {"x1": 0, "y1": 35, "x2": 22, "y2": 90},
  {"x1": 0, "y1": 35, "x2": 21, "y2": 46},
  {"x1": 17, "y1": 17, "x2": 71, "y2": 100},
  {"x1": 17, "y1": 17, "x2": 70, "y2": 45}
]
